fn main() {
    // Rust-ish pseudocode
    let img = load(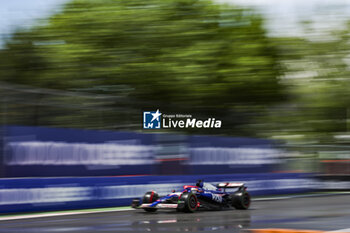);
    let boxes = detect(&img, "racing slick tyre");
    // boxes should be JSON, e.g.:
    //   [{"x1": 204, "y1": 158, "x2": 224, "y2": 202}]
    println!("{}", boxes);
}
[
  {"x1": 177, "y1": 192, "x2": 198, "y2": 213},
  {"x1": 142, "y1": 191, "x2": 159, "y2": 212},
  {"x1": 231, "y1": 191, "x2": 251, "y2": 210}
]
